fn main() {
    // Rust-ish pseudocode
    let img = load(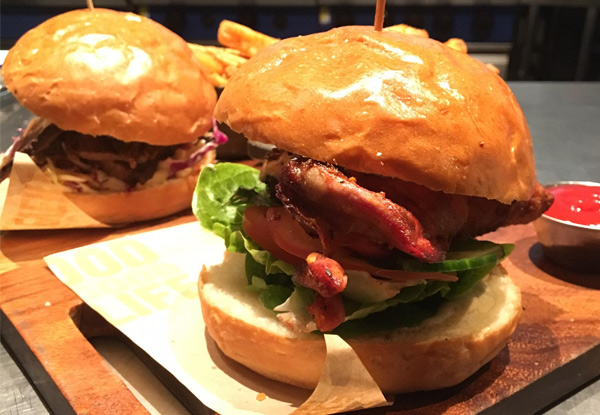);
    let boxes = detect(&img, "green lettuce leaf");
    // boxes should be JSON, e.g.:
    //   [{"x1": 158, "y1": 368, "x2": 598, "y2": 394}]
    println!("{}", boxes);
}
[
  {"x1": 446, "y1": 263, "x2": 496, "y2": 300},
  {"x1": 332, "y1": 296, "x2": 443, "y2": 337},
  {"x1": 192, "y1": 163, "x2": 269, "y2": 243},
  {"x1": 342, "y1": 280, "x2": 449, "y2": 322},
  {"x1": 240, "y1": 231, "x2": 295, "y2": 275},
  {"x1": 260, "y1": 285, "x2": 295, "y2": 311},
  {"x1": 245, "y1": 250, "x2": 294, "y2": 284},
  {"x1": 245, "y1": 249, "x2": 294, "y2": 311}
]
